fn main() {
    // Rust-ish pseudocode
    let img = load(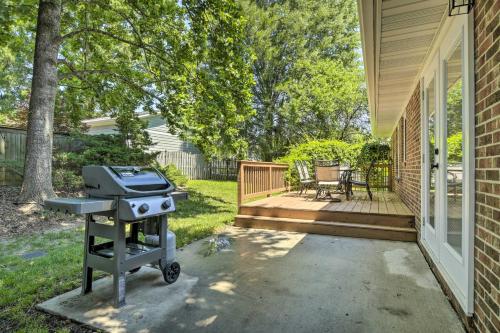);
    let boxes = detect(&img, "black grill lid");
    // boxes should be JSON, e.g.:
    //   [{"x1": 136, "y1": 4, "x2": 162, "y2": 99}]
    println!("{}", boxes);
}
[{"x1": 82, "y1": 166, "x2": 175, "y2": 198}]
